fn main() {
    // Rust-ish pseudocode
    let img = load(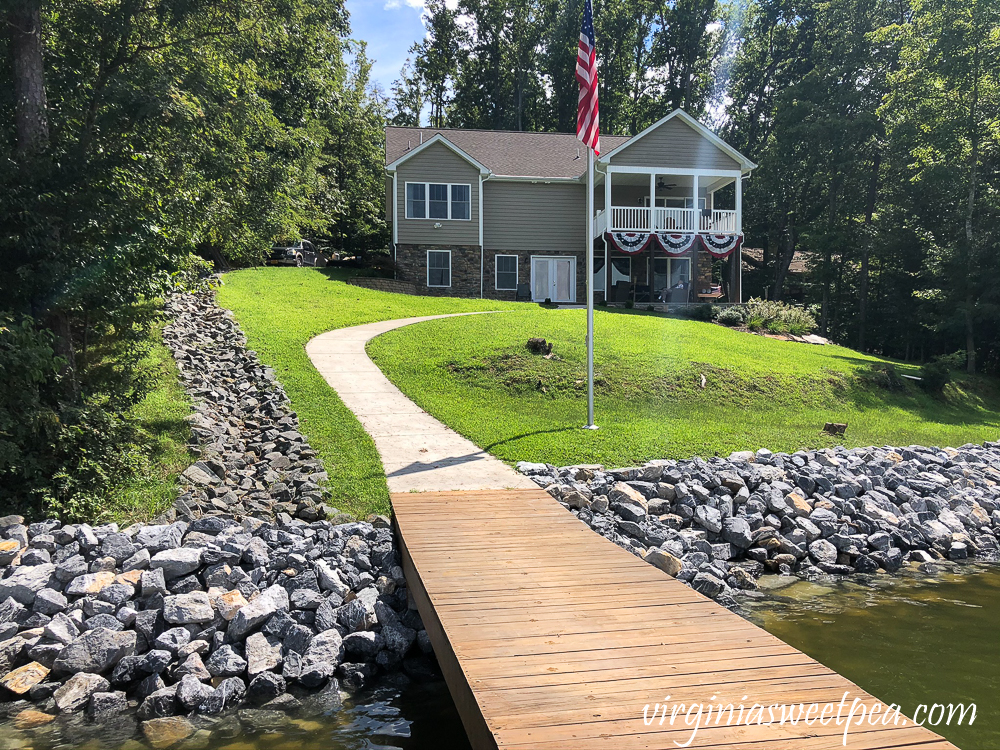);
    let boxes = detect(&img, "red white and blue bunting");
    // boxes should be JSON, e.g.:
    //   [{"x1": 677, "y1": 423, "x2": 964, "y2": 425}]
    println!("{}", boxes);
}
[
  {"x1": 700, "y1": 233, "x2": 743, "y2": 258},
  {"x1": 605, "y1": 232, "x2": 653, "y2": 254},
  {"x1": 653, "y1": 232, "x2": 699, "y2": 256}
]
